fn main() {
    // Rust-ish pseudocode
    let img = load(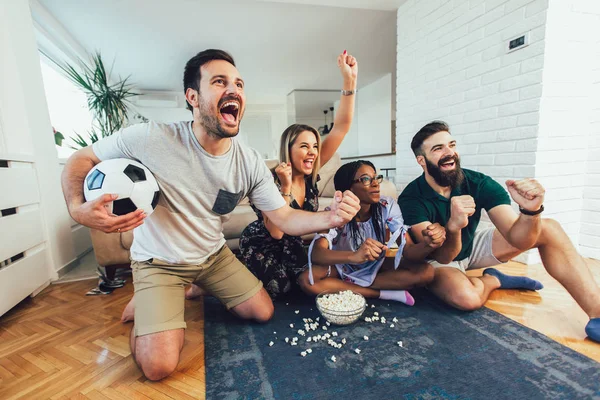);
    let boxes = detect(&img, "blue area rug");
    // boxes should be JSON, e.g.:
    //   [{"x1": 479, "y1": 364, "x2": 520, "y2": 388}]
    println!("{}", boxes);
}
[{"x1": 204, "y1": 291, "x2": 600, "y2": 400}]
